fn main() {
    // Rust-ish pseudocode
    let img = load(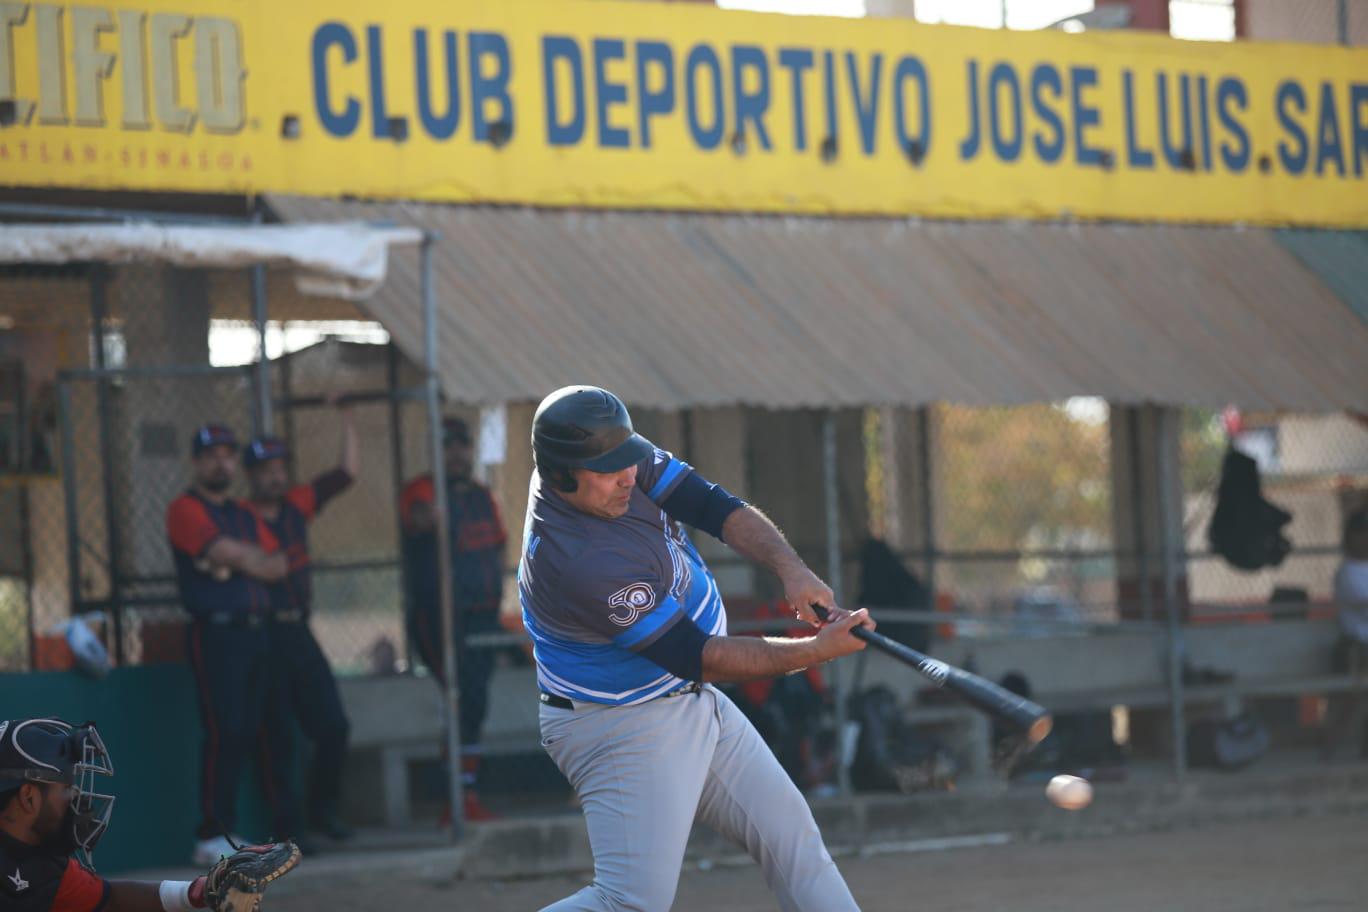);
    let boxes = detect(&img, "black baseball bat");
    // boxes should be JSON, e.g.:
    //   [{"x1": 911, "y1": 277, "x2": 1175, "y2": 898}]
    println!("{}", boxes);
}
[{"x1": 813, "y1": 605, "x2": 1053, "y2": 744}]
